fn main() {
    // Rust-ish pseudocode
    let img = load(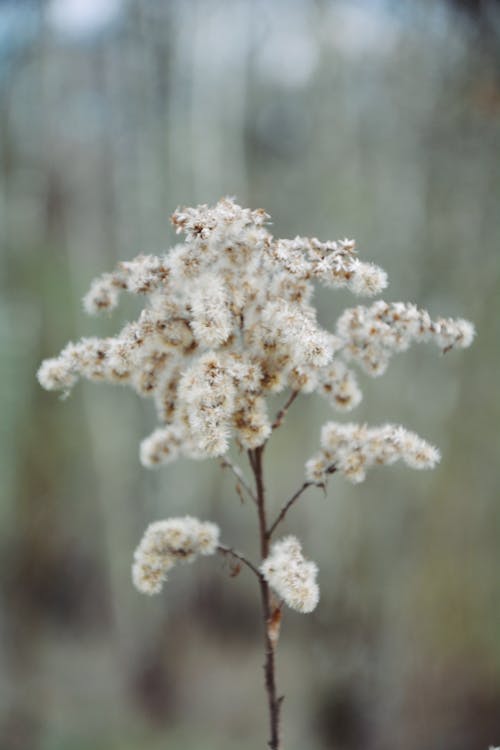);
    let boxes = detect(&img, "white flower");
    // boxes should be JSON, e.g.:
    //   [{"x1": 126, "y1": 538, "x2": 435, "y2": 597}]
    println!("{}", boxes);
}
[
  {"x1": 37, "y1": 356, "x2": 77, "y2": 392},
  {"x1": 189, "y1": 273, "x2": 233, "y2": 347},
  {"x1": 261, "y1": 536, "x2": 319, "y2": 614},
  {"x1": 348, "y1": 260, "x2": 388, "y2": 296},
  {"x1": 132, "y1": 516, "x2": 220, "y2": 595},
  {"x1": 139, "y1": 425, "x2": 183, "y2": 467},
  {"x1": 82, "y1": 273, "x2": 120, "y2": 315},
  {"x1": 38, "y1": 198, "x2": 474, "y2": 468},
  {"x1": 307, "y1": 422, "x2": 440, "y2": 485},
  {"x1": 317, "y1": 360, "x2": 362, "y2": 411},
  {"x1": 336, "y1": 301, "x2": 476, "y2": 376}
]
